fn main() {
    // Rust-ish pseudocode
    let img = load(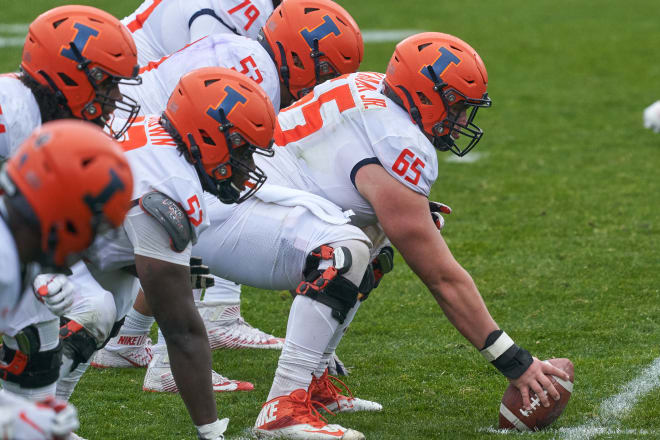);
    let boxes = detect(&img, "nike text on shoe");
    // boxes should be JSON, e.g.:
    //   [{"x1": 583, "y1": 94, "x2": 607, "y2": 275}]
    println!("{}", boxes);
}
[
  {"x1": 254, "y1": 388, "x2": 365, "y2": 439},
  {"x1": 90, "y1": 335, "x2": 153, "y2": 368},
  {"x1": 308, "y1": 370, "x2": 382, "y2": 413}
]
